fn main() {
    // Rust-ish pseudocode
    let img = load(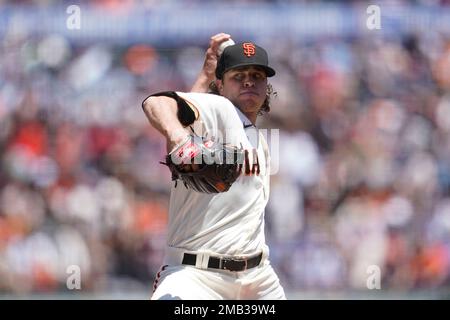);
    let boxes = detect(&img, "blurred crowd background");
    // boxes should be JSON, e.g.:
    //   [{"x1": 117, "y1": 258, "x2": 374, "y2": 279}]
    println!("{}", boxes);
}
[{"x1": 1, "y1": 0, "x2": 450, "y2": 298}]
